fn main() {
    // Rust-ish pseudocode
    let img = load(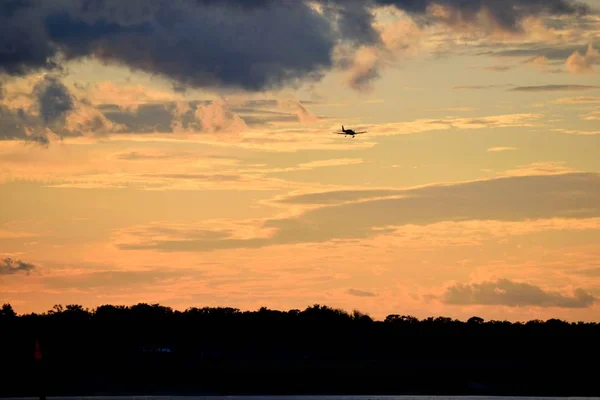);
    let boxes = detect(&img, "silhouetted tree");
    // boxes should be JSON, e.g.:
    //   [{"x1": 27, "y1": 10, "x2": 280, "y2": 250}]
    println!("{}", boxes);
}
[
  {"x1": 1, "y1": 303, "x2": 16, "y2": 318},
  {"x1": 468, "y1": 316, "x2": 484, "y2": 324},
  {"x1": 0, "y1": 301, "x2": 599, "y2": 397}
]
